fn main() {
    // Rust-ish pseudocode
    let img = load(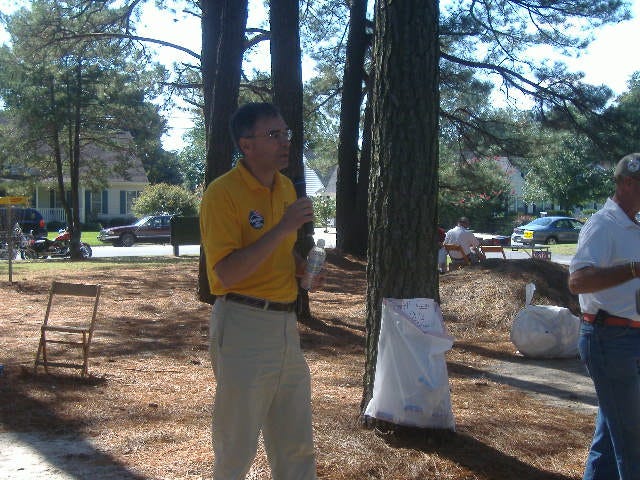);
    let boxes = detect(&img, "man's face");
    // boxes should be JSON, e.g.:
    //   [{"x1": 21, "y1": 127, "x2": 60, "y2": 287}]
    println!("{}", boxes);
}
[
  {"x1": 240, "y1": 115, "x2": 291, "y2": 172},
  {"x1": 623, "y1": 176, "x2": 640, "y2": 212}
]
